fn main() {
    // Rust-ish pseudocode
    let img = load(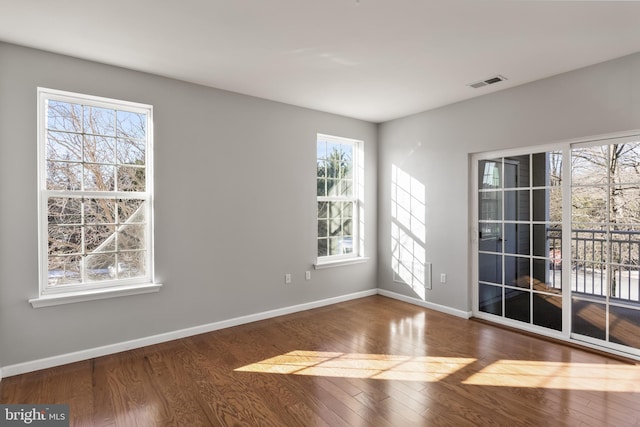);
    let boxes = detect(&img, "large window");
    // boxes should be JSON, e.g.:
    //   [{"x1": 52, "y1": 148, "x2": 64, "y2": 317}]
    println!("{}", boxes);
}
[
  {"x1": 34, "y1": 88, "x2": 158, "y2": 306},
  {"x1": 316, "y1": 134, "x2": 363, "y2": 264}
]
